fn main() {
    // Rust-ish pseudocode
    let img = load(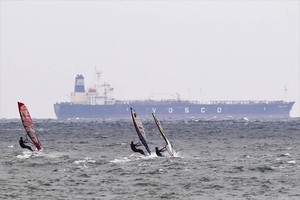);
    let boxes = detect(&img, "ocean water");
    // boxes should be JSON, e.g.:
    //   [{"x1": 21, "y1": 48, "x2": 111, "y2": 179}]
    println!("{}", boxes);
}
[{"x1": 0, "y1": 118, "x2": 300, "y2": 200}]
